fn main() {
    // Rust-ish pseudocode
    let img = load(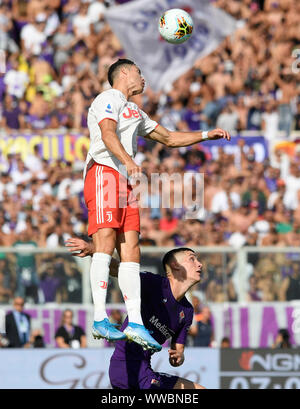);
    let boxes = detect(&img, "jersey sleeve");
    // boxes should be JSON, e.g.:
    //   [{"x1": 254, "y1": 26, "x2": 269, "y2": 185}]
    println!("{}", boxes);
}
[
  {"x1": 92, "y1": 92, "x2": 122, "y2": 125},
  {"x1": 171, "y1": 308, "x2": 193, "y2": 345},
  {"x1": 138, "y1": 109, "x2": 159, "y2": 137}
]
